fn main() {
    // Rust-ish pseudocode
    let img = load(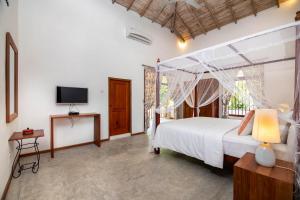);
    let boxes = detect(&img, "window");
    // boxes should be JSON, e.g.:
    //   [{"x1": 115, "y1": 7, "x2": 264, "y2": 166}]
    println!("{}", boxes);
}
[{"x1": 227, "y1": 71, "x2": 255, "y2": 116}]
